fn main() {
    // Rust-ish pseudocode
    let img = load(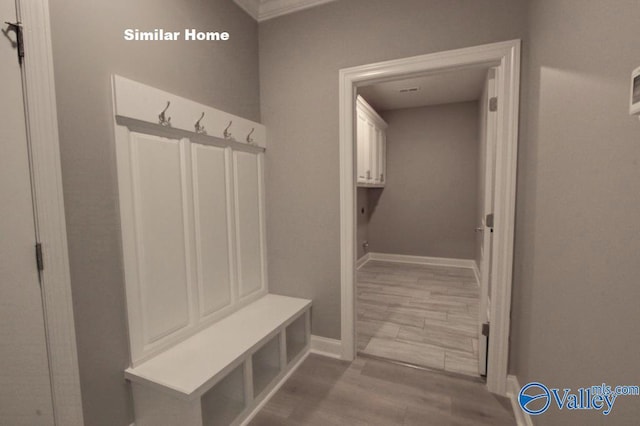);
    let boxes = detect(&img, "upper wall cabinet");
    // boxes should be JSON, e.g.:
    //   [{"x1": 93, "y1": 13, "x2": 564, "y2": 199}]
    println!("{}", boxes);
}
[{"x1": 356, "y1": 95, "x2": 388, "y2": 187}]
